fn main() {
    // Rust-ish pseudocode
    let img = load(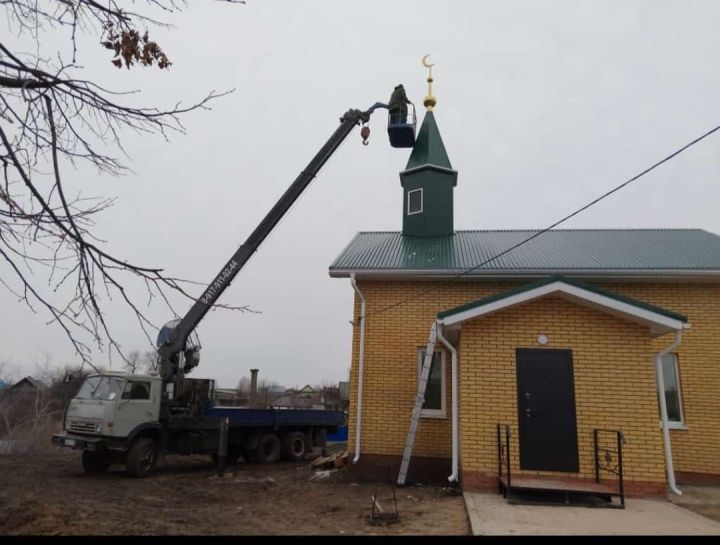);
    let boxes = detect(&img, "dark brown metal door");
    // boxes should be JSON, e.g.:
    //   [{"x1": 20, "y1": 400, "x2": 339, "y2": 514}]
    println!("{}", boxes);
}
[{"x1": 516, "y1": 348, "x2": 579, "y2": 472}]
